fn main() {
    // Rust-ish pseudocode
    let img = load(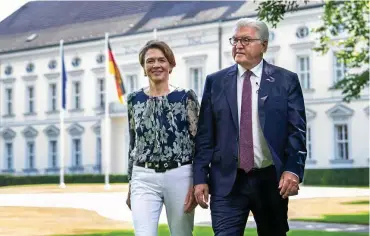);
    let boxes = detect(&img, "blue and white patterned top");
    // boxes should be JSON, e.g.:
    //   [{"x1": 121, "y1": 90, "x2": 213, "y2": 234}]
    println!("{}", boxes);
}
[{"x1": 127, "y1": 87, "x2": 200, "y2": 181}]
